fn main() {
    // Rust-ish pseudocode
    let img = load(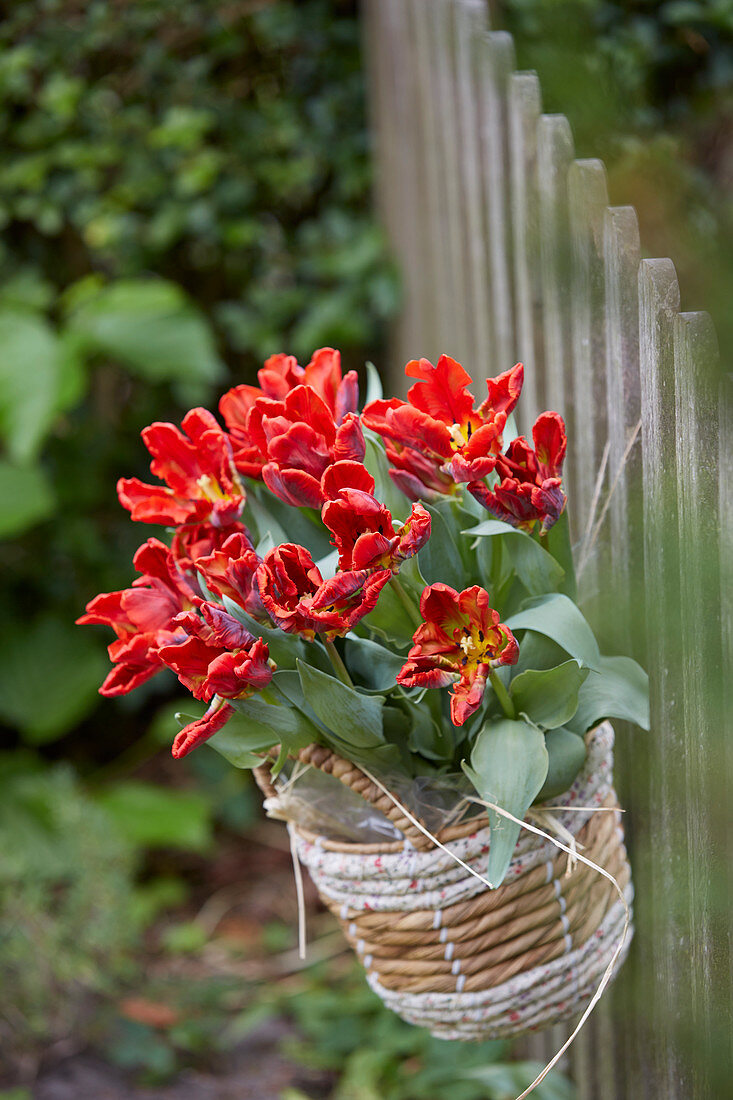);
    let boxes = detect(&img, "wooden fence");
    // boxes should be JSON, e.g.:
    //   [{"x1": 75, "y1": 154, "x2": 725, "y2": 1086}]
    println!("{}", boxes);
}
[{"x1": 362, "y1": 1, "x2": 731, "y2": 1096}]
